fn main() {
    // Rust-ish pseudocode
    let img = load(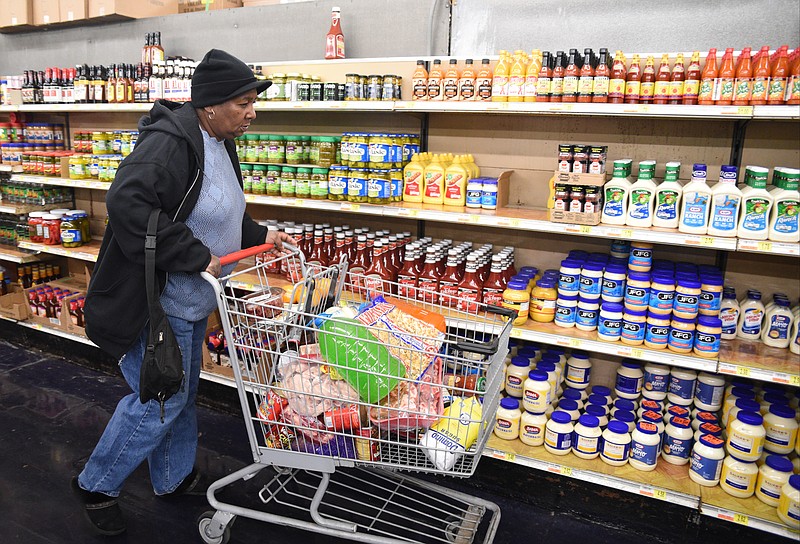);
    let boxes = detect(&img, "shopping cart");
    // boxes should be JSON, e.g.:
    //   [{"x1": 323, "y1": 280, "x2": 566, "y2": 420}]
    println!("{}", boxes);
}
[{"x1": 199, "y1": 243, "x2": 513, "y2": 544}]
